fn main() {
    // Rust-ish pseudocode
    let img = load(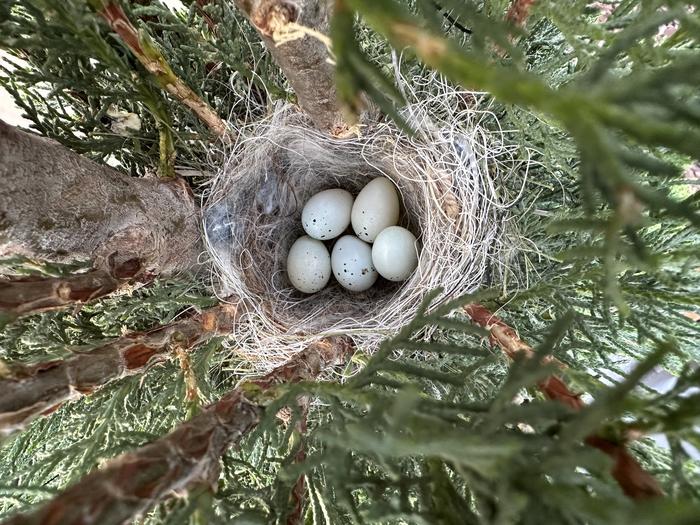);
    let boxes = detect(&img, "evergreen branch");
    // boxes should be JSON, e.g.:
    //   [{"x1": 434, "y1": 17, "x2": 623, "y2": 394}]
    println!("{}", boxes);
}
[
  {"x1": 0, "y1": 337, "x2": 352, "y2": 525},
  {"x1": 0, "y1": 304, "x2": 239, "y2": 437},
  {"x1": 93, "y1": 1, "x2": 229, "y2": 138},
  {"x1": 0, "y1": 267, "x2": 135, "y2": 323},
  {"x1": 285, "y1": 397, "x2": 309, "y2": 525},
  {"x1": 338, "y1": 0, "x2": 700, "y2": 243},
  {"x1": 464, "y1": 303, "x2": 664, "y2": 500}
]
